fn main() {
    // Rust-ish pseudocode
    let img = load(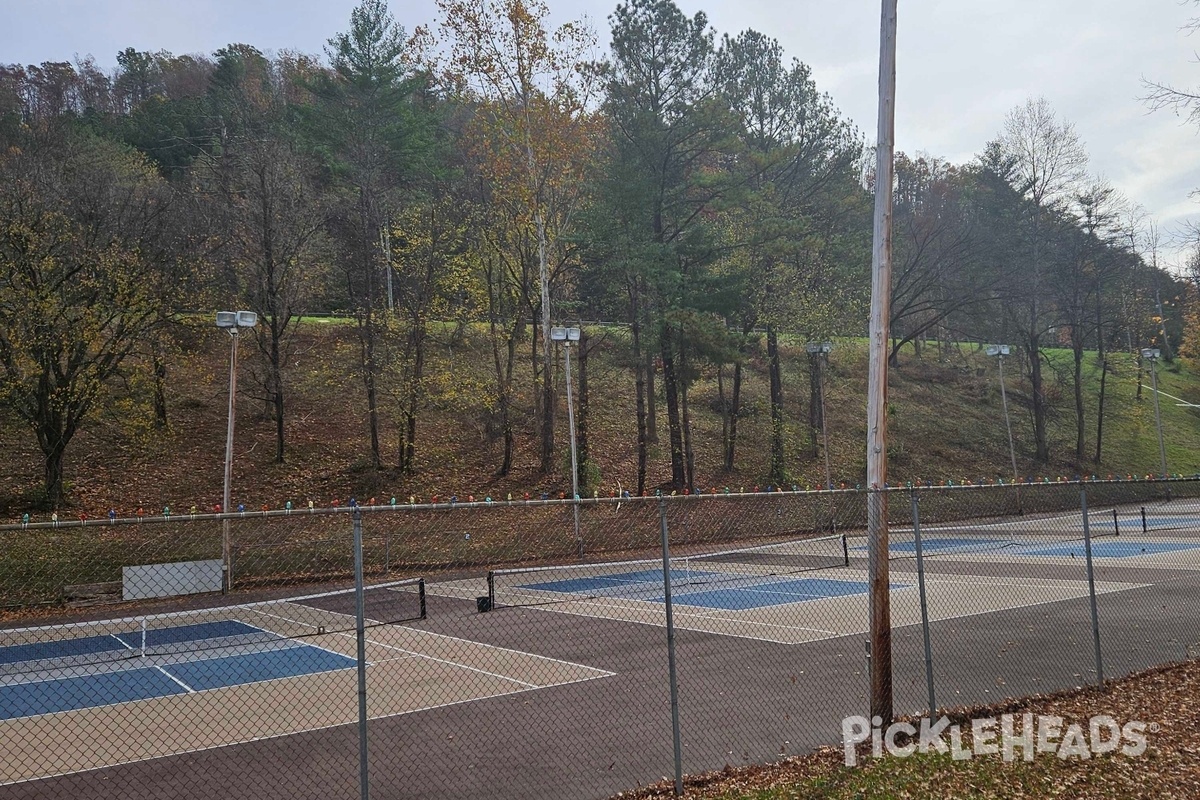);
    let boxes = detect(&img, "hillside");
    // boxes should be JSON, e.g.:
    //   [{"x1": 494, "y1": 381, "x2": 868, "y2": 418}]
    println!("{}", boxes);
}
[{"x1": 3, "y1": 319, "x2": 1200, "y2": 518}]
